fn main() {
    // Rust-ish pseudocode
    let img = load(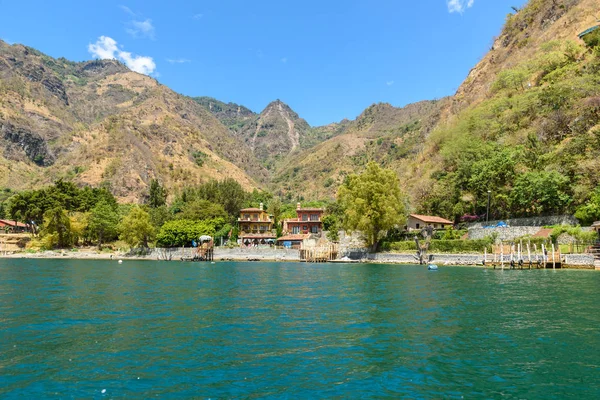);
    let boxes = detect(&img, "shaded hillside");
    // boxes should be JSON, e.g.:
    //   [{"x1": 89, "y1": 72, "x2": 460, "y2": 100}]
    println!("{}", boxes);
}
[
  {"x1": 0, "y1": 40, "x2": 267, "y2": 202},
  {"x1": 272, "y1": 99, "x2": 448, "y2": 200}
]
